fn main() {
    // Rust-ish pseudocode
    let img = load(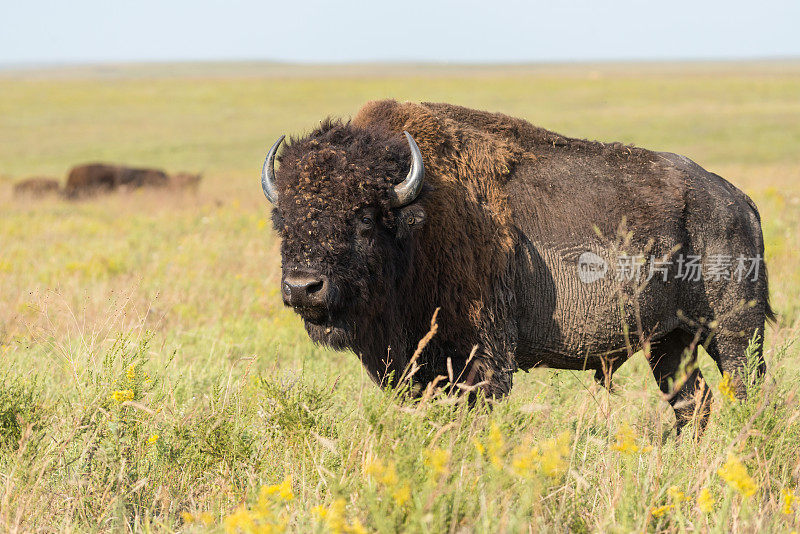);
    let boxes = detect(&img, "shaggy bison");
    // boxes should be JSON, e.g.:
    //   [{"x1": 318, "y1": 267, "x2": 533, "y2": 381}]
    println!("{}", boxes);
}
[
  {"x1": 64, "y1": 163, "x2": 168, "y2": 198},
  {"x1": 13, "y1": 177, "x2": 60, "y2": 197},
  {"x1": 261, "y1": 100, "x2": 773, "y2": 433}
]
